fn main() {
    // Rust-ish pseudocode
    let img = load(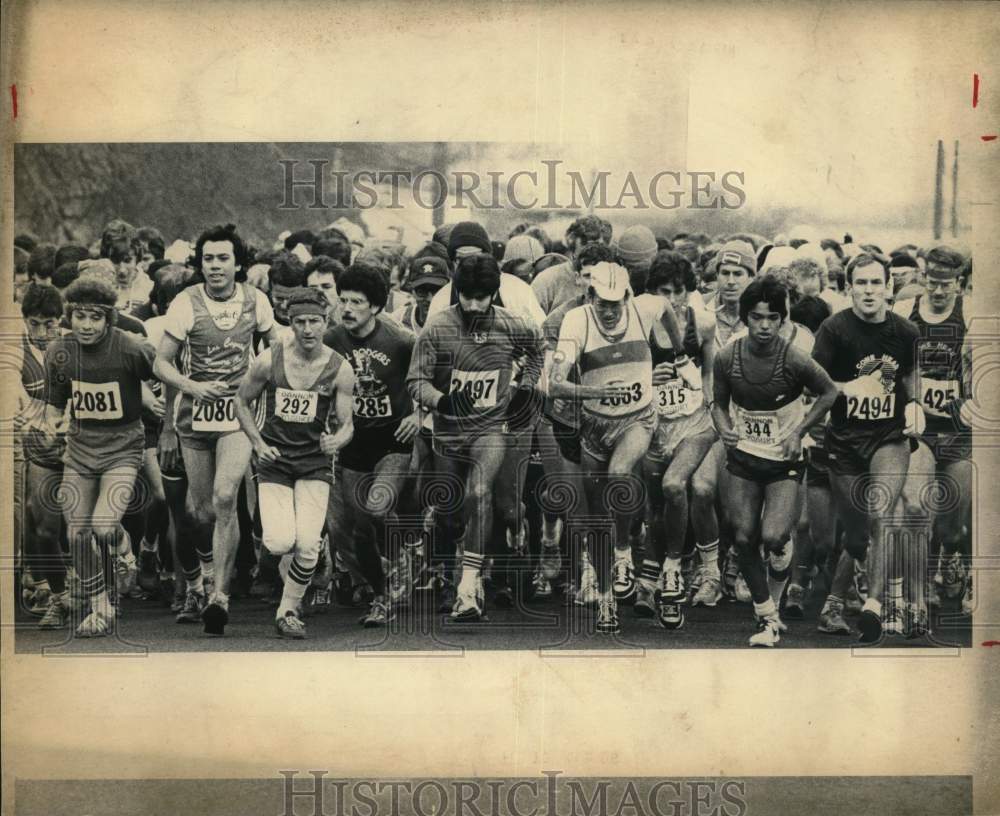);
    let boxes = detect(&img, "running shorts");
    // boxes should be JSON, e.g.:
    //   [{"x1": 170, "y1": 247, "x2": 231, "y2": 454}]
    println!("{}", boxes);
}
[
  {"x1": 579, "y1": 404, "x2": 656, "y2": 463},
  {"x1": 726, "y1": 447, "x2": 805, "y2": 485},
  {"x1": 646, "y1": 407, "x2": 716, "y2": 464}
]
